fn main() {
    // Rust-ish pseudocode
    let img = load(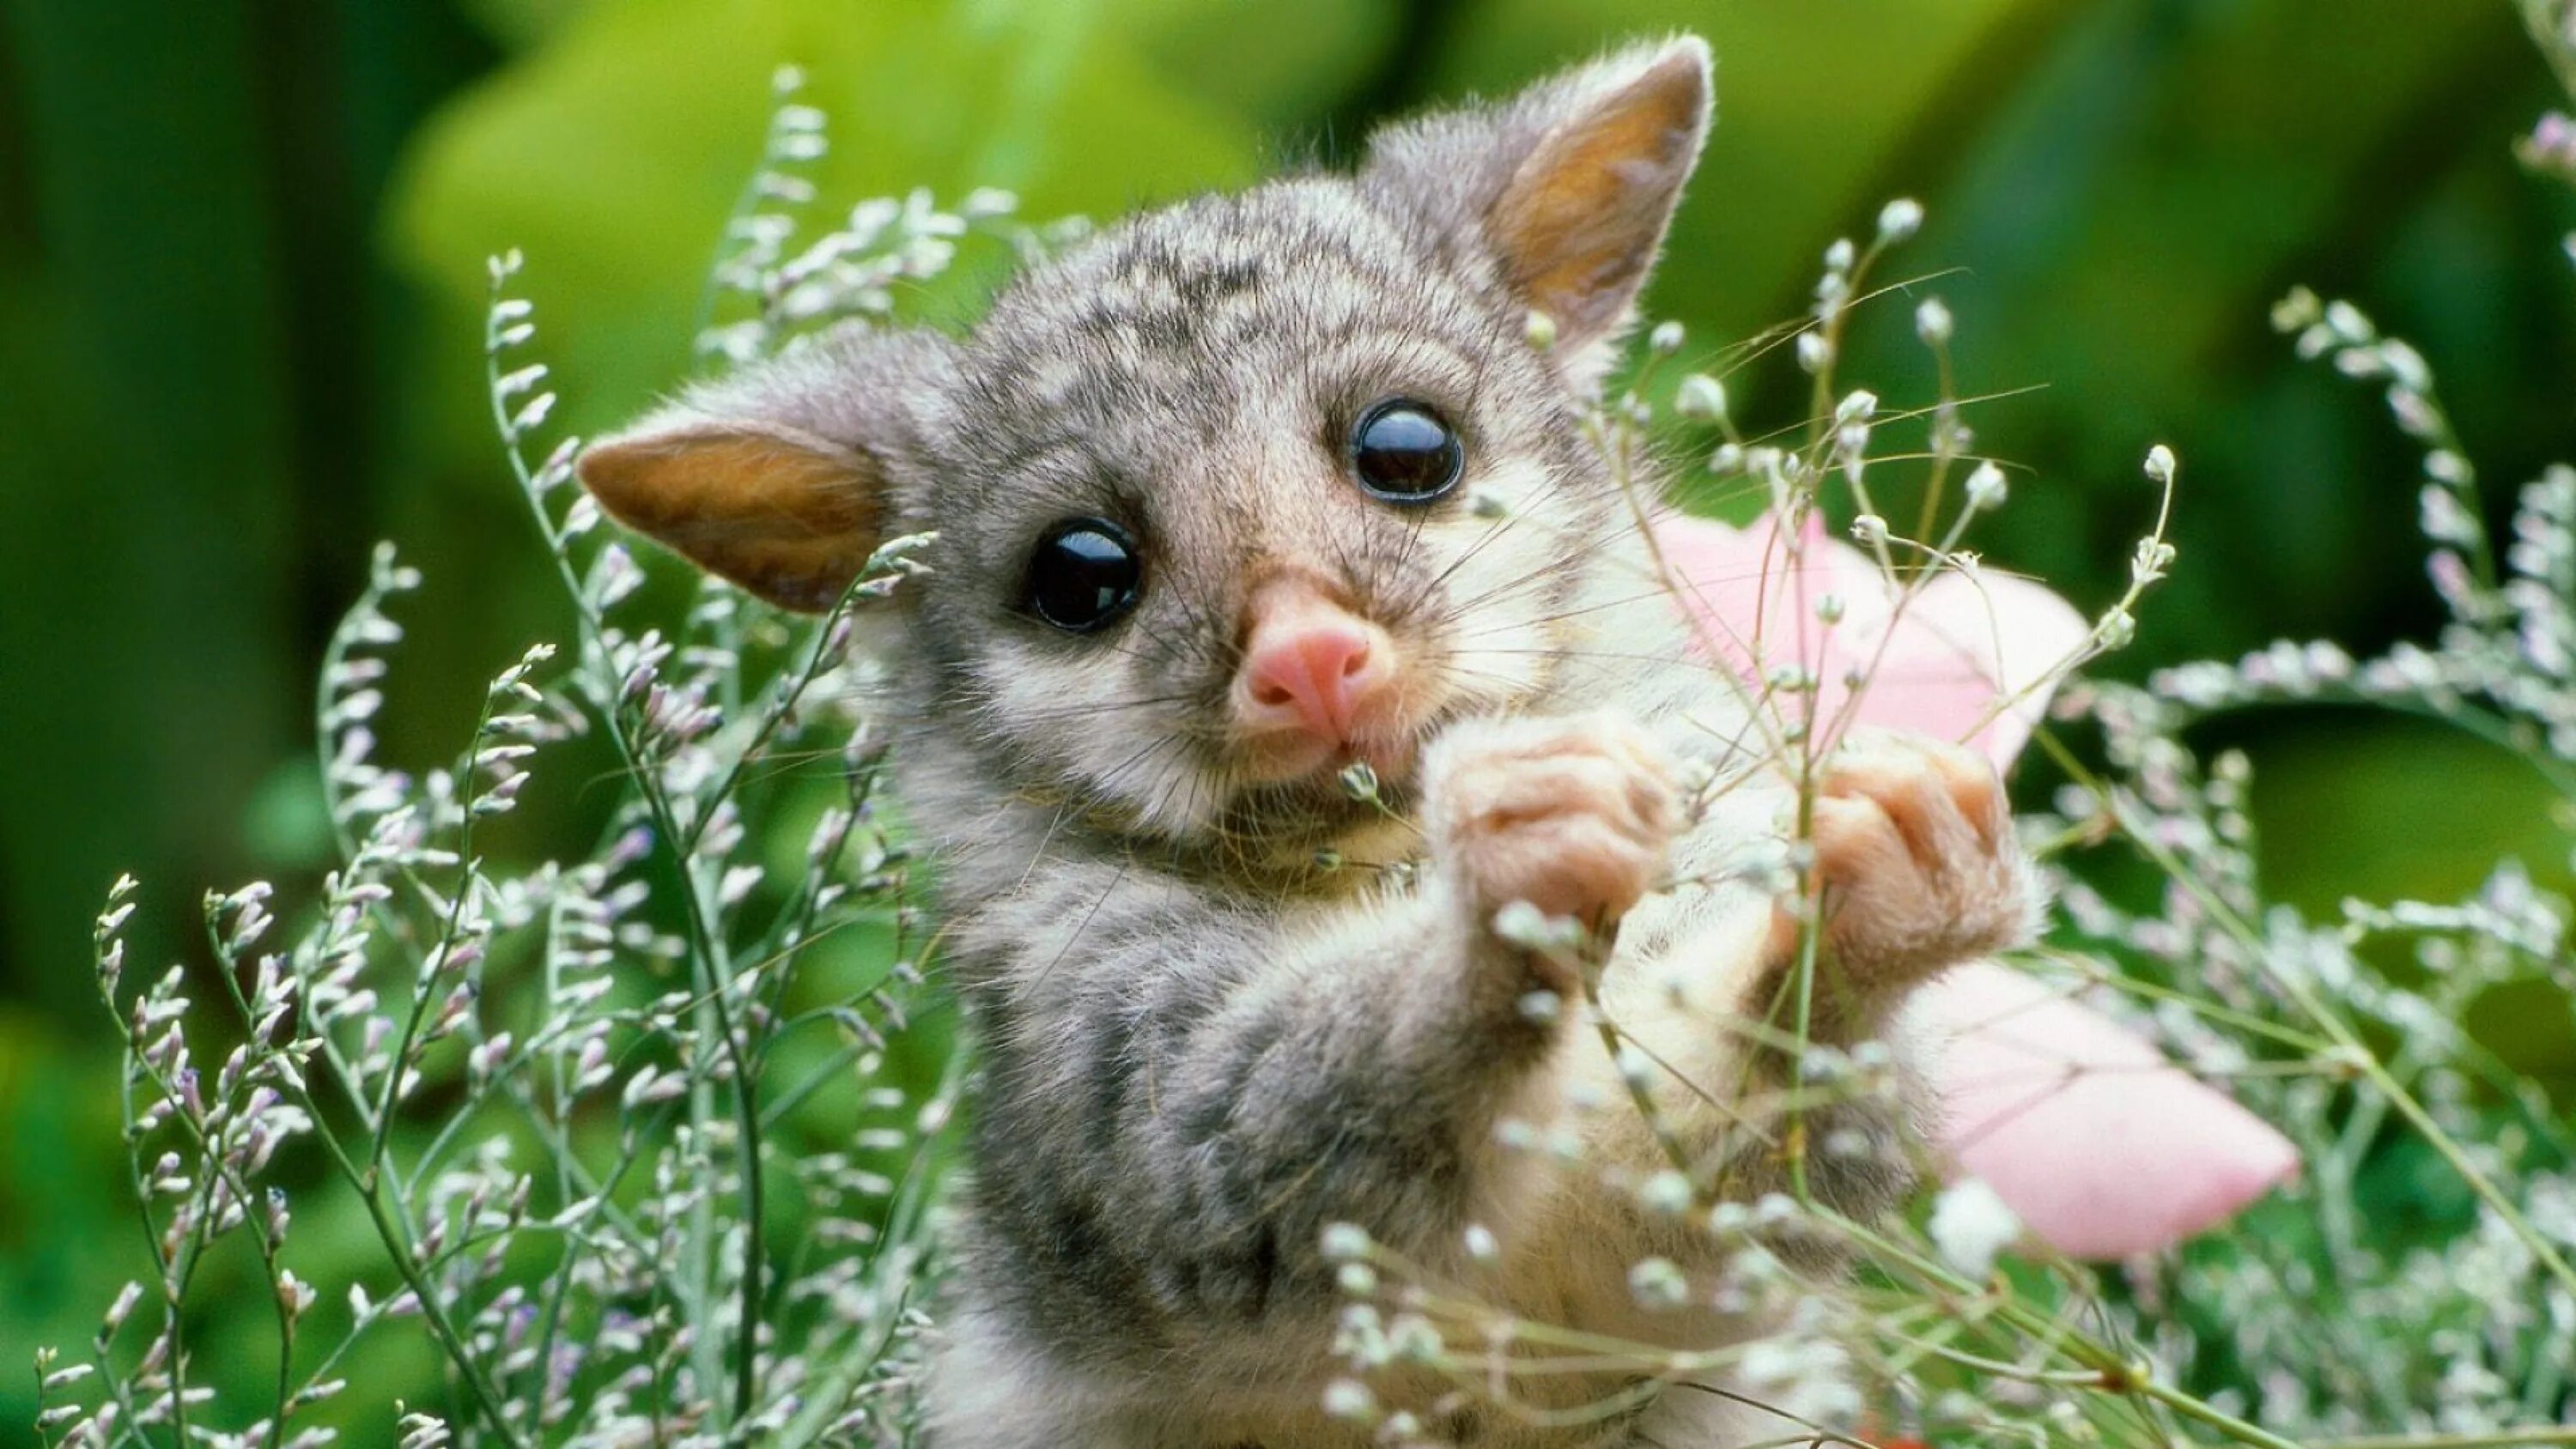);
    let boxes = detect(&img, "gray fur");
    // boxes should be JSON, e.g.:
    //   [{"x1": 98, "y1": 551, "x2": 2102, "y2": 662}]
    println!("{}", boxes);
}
[{"x1": 580, "y1": 36, "x2": 2032, "y2": 1448}]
